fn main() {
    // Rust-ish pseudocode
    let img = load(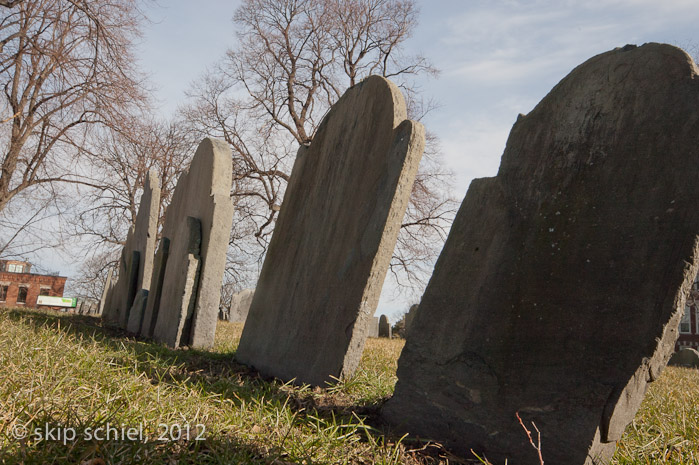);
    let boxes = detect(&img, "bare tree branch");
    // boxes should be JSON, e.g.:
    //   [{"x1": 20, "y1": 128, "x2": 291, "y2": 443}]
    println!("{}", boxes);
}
[
  {"x1": 0, "y1": 0, "x2": 149, "y2": 213},
  {"x1": 181, "y1": 0, "x2": 455, "y2": 291}
]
